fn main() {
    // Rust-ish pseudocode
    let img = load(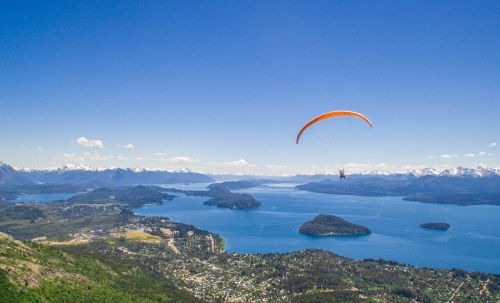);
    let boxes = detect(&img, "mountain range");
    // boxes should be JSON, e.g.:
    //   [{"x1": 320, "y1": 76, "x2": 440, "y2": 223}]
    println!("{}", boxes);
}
[
  {"x1": 297, "y1": 173, "x2": 500, "y2": 206},
  {"x1": 2, "y1": 161, "x2": 500, "y2": 205},
  {"x1": 210, "y1": 167, "x2": 500, "y2": 184},
  {"x1": 0, "y1": 163, "x2": 34, "y2": 186},
  {"x1": 1, "y1": 162, "x2": 213, "y2": 187}
]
